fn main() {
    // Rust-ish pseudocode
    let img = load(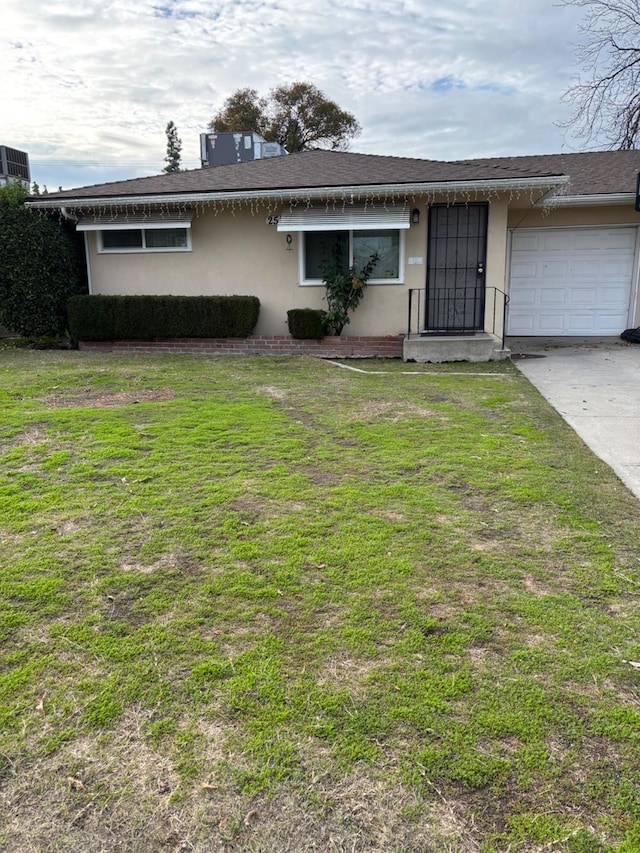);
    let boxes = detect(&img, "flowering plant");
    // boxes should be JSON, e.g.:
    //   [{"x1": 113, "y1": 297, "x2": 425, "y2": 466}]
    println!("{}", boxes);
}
[{"x1": 321, "y1": 242, "x2": 379, "y2": 335}]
